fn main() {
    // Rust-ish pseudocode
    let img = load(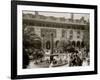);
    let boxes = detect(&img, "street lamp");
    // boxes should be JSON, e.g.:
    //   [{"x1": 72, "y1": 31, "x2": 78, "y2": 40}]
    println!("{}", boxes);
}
[{"x1": 50, "y1": 33, "x2": 54, "y2": 63}]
